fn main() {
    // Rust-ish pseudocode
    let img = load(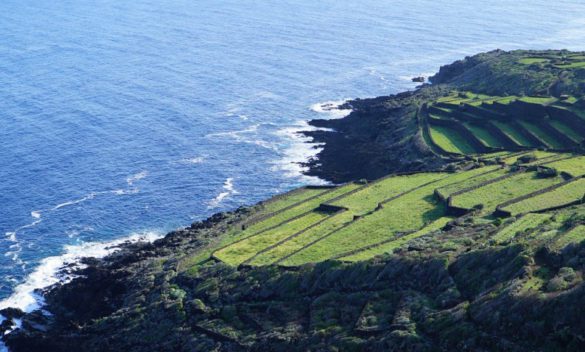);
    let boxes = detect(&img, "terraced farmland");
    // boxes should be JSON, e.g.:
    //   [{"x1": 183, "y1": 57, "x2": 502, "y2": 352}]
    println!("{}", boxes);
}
[
  {"x1": 542, "y1": 155, "x2": 585, "y2": 177},
  {"x1": 428, "y1": 125, "x2": 476, "y2": 154},
  {"x1": 206, "y1": 153, "x2": 584, "y2": 267},
  {"x1": 500, "y1": 178, "x2": 585, "y2": 216},
  {"x1": 422, "y1": 90, "x2": 585, "y2": 155},
  {"x1": 491, "y1": 213, "x2": 553, "y2": 243},
  {"x1": 450, "y1": 171, "x2": 564, "y2": 213},
  {"x1": 339, "y1": 217, "x2": 453, "y2": 262},
  {"x1": 553, "y1": 225, "x2": 585, "y2": 249},
  {"x1": 435, "y1": 166, "x2": 508, "y2": 199}
]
